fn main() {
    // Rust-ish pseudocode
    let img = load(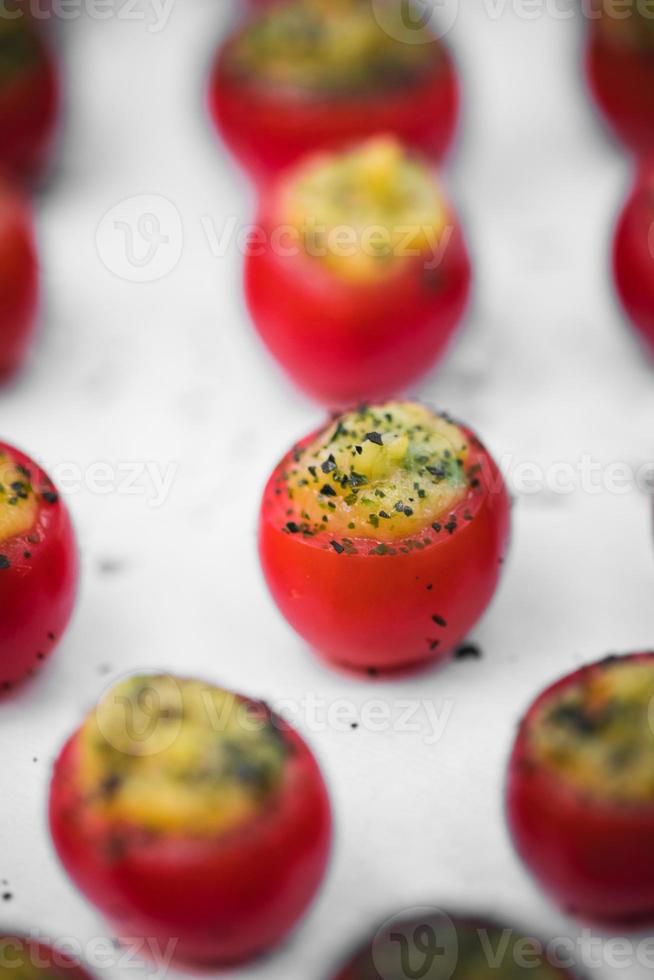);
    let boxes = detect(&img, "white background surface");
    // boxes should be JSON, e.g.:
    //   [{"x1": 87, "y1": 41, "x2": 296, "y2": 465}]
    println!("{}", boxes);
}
[{"x1": 2, "y1": 2, "x2": 654, "y2": 978}]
